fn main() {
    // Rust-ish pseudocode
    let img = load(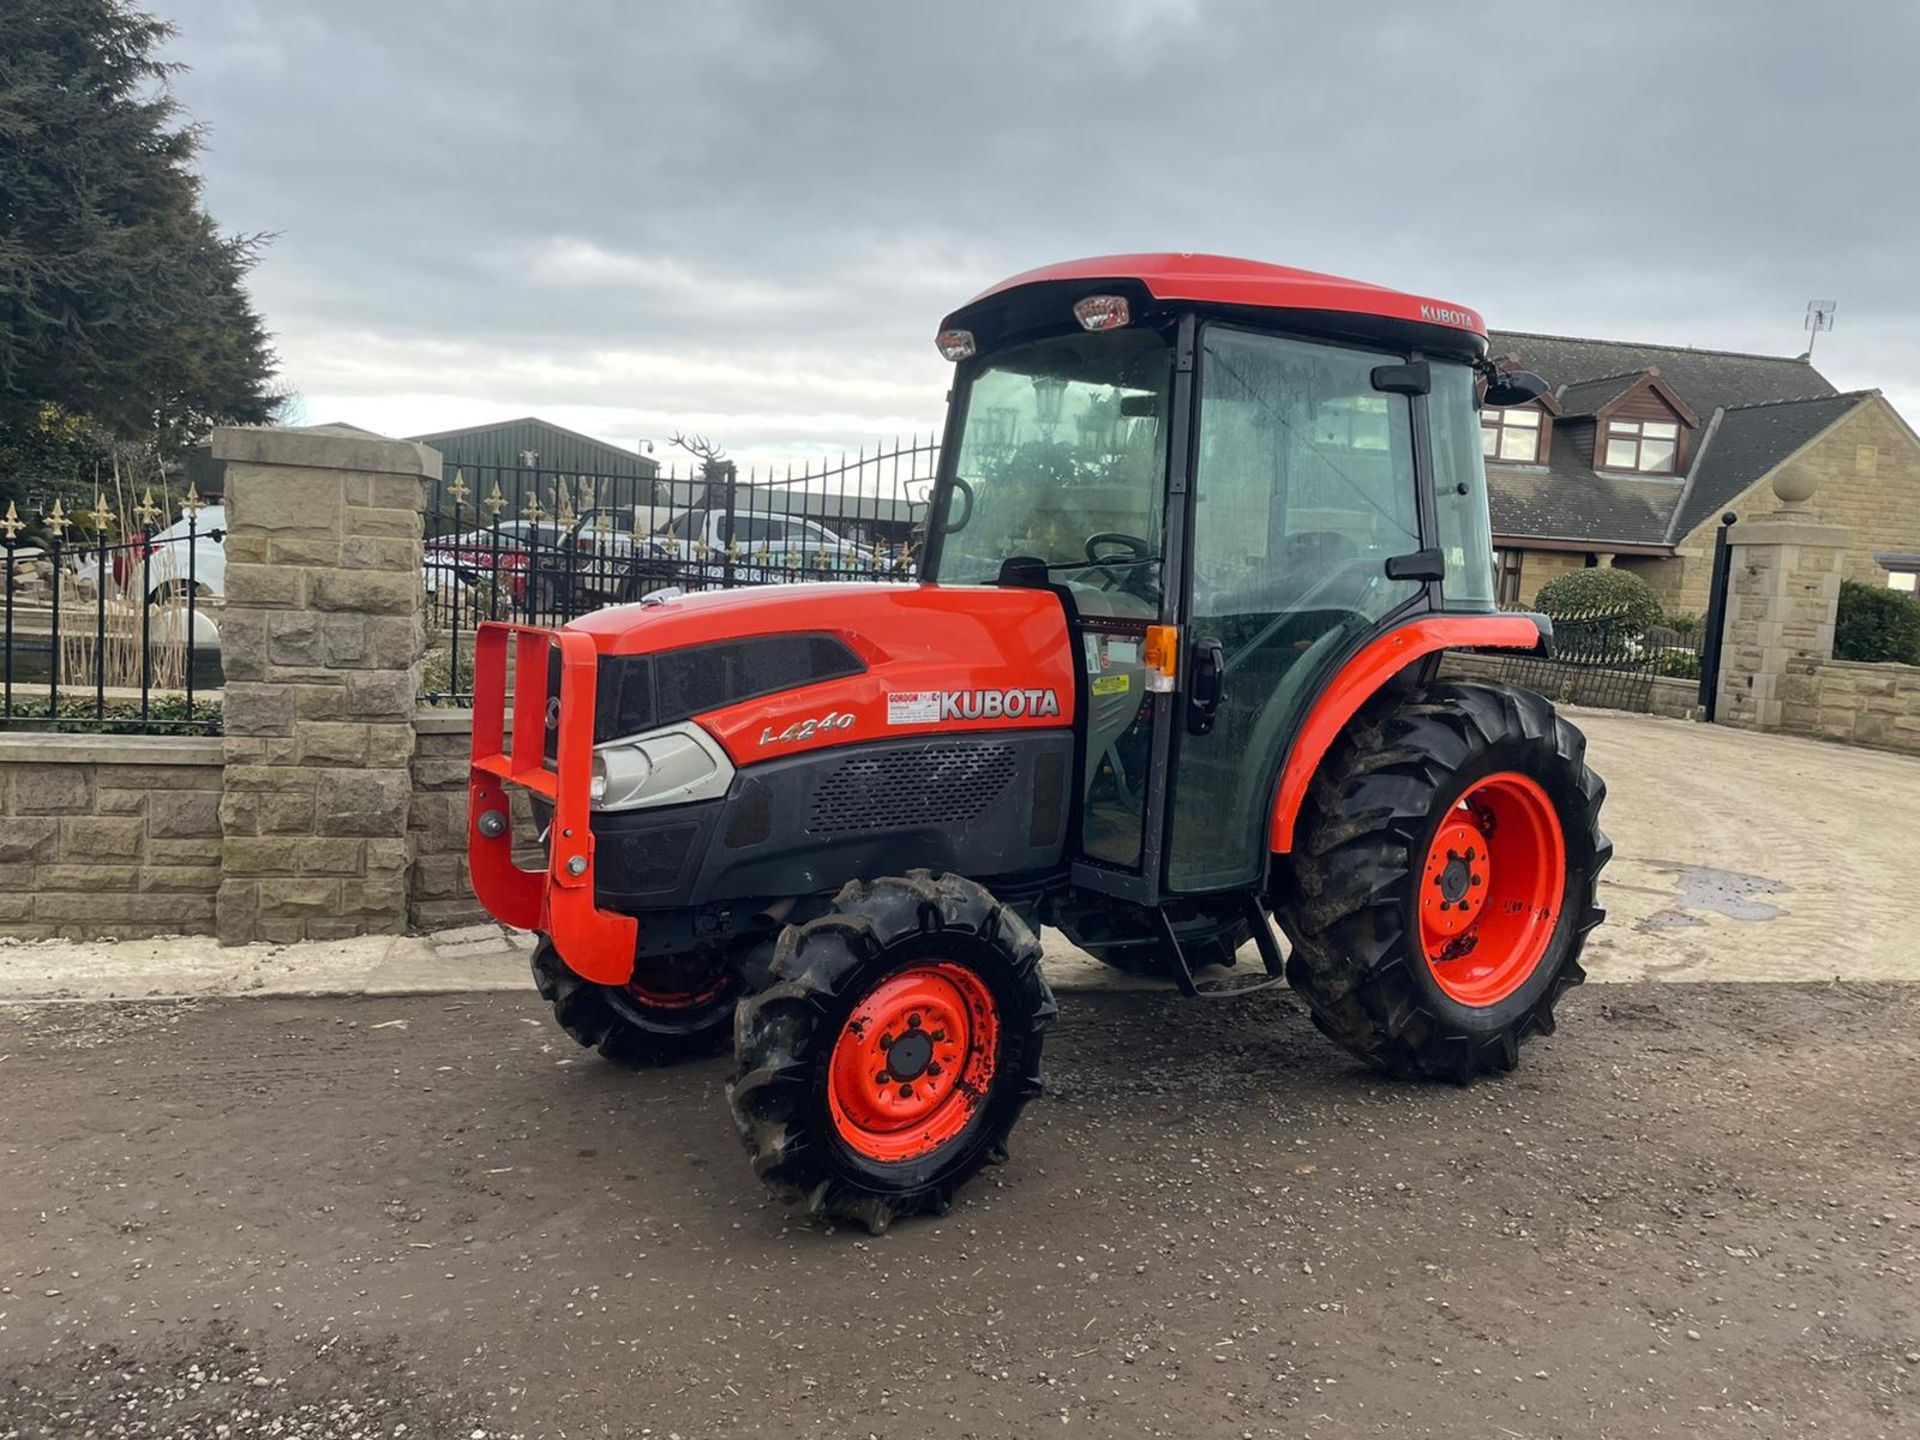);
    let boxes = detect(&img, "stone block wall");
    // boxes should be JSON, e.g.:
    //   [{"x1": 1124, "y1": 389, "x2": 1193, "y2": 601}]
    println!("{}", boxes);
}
[
  {"x1": 409, "y1": 710, "x2": 538, "y2": 932},
  {"x1": 212, "y1": 425, "x2": 437, "y2": 944},
  {"x1": 0, "y1": 734, "x2": 225, "y2": 940},
  {"x1": 410, "y1": 712, "x2": 479, "y2": 931},
  {"x1": 1716, "y1": 514, "x2": 1848, "y2": 732},
  {"x1": 1775, "y1": 659, "x2": 1920, "y2": 754}
]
